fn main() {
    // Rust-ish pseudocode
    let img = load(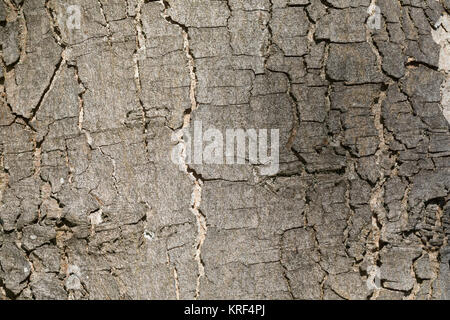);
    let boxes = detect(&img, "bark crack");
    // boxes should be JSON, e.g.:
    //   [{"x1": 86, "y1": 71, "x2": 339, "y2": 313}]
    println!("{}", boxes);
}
[{"x1": 159, "y1": 0, "x2": 206, "y2": 300}]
